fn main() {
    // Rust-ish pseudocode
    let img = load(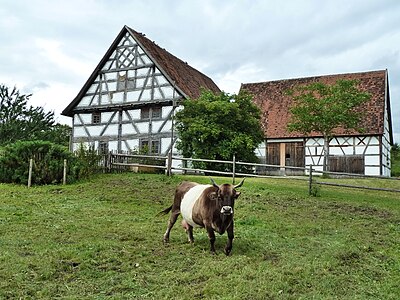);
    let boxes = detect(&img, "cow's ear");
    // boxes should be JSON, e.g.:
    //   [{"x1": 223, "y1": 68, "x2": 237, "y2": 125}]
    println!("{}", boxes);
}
[
  {"x1": 235, "y1": 191, "x2": 241, "y2": 198},
  {"x1": 209, "y1": 192, "x2": 218, "y2": 201}
]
